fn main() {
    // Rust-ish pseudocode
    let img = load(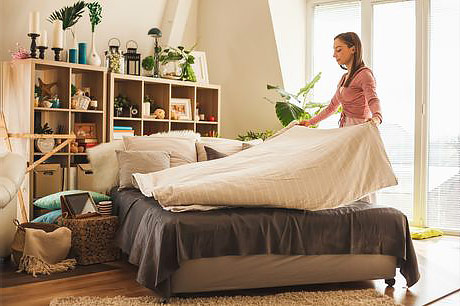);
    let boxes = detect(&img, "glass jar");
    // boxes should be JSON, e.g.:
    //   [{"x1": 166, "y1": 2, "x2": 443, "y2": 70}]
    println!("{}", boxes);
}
[
  {"x1": 160, "y1": 60, "x2": 183, "y2": 80},
  {"x1": 105, "y1": 38, "x2": 124, "y2": 74}
]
